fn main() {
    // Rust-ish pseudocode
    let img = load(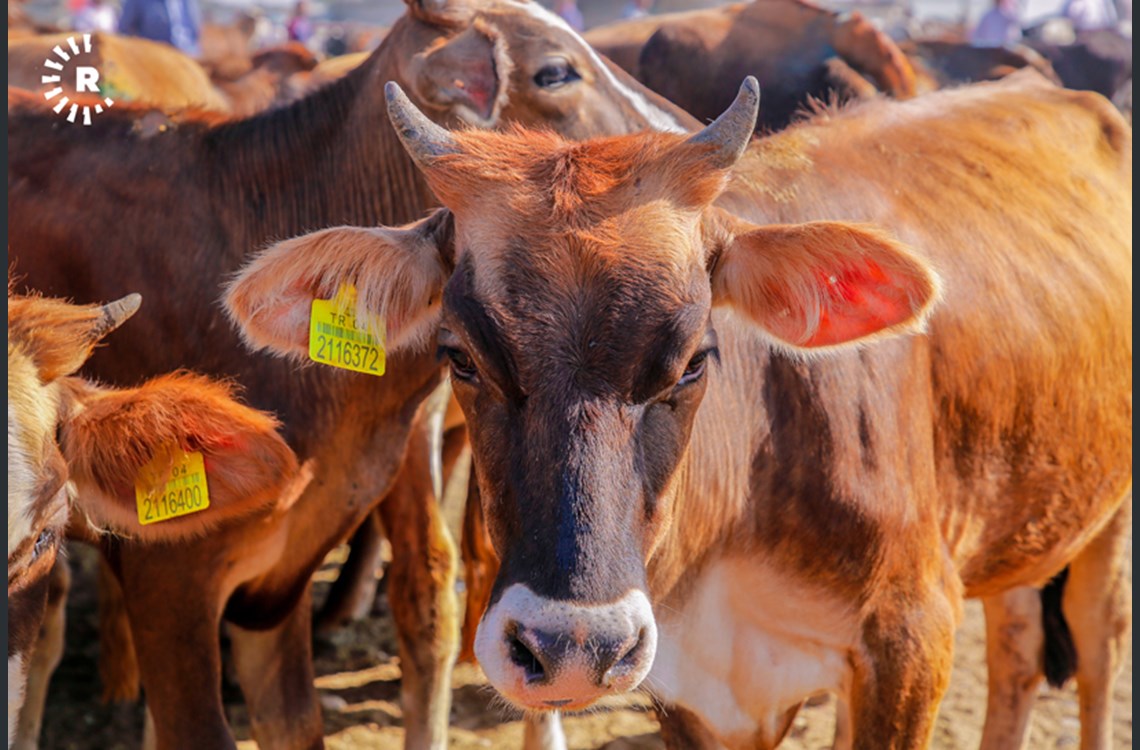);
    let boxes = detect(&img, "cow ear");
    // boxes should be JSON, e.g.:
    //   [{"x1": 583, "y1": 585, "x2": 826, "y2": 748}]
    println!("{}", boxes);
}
[
  {"x1": 411, "y1": 21, "x2": 510, "y2": 125},
  {"x1": 709, "y1": 210, "x2": 939, "y2": 350},
  {"x1": 59, "y1": 374, "x2": 305, "y2": 542},
  {"x1": 224, "y1": 209, "x2": 454, "y2": 359}
]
